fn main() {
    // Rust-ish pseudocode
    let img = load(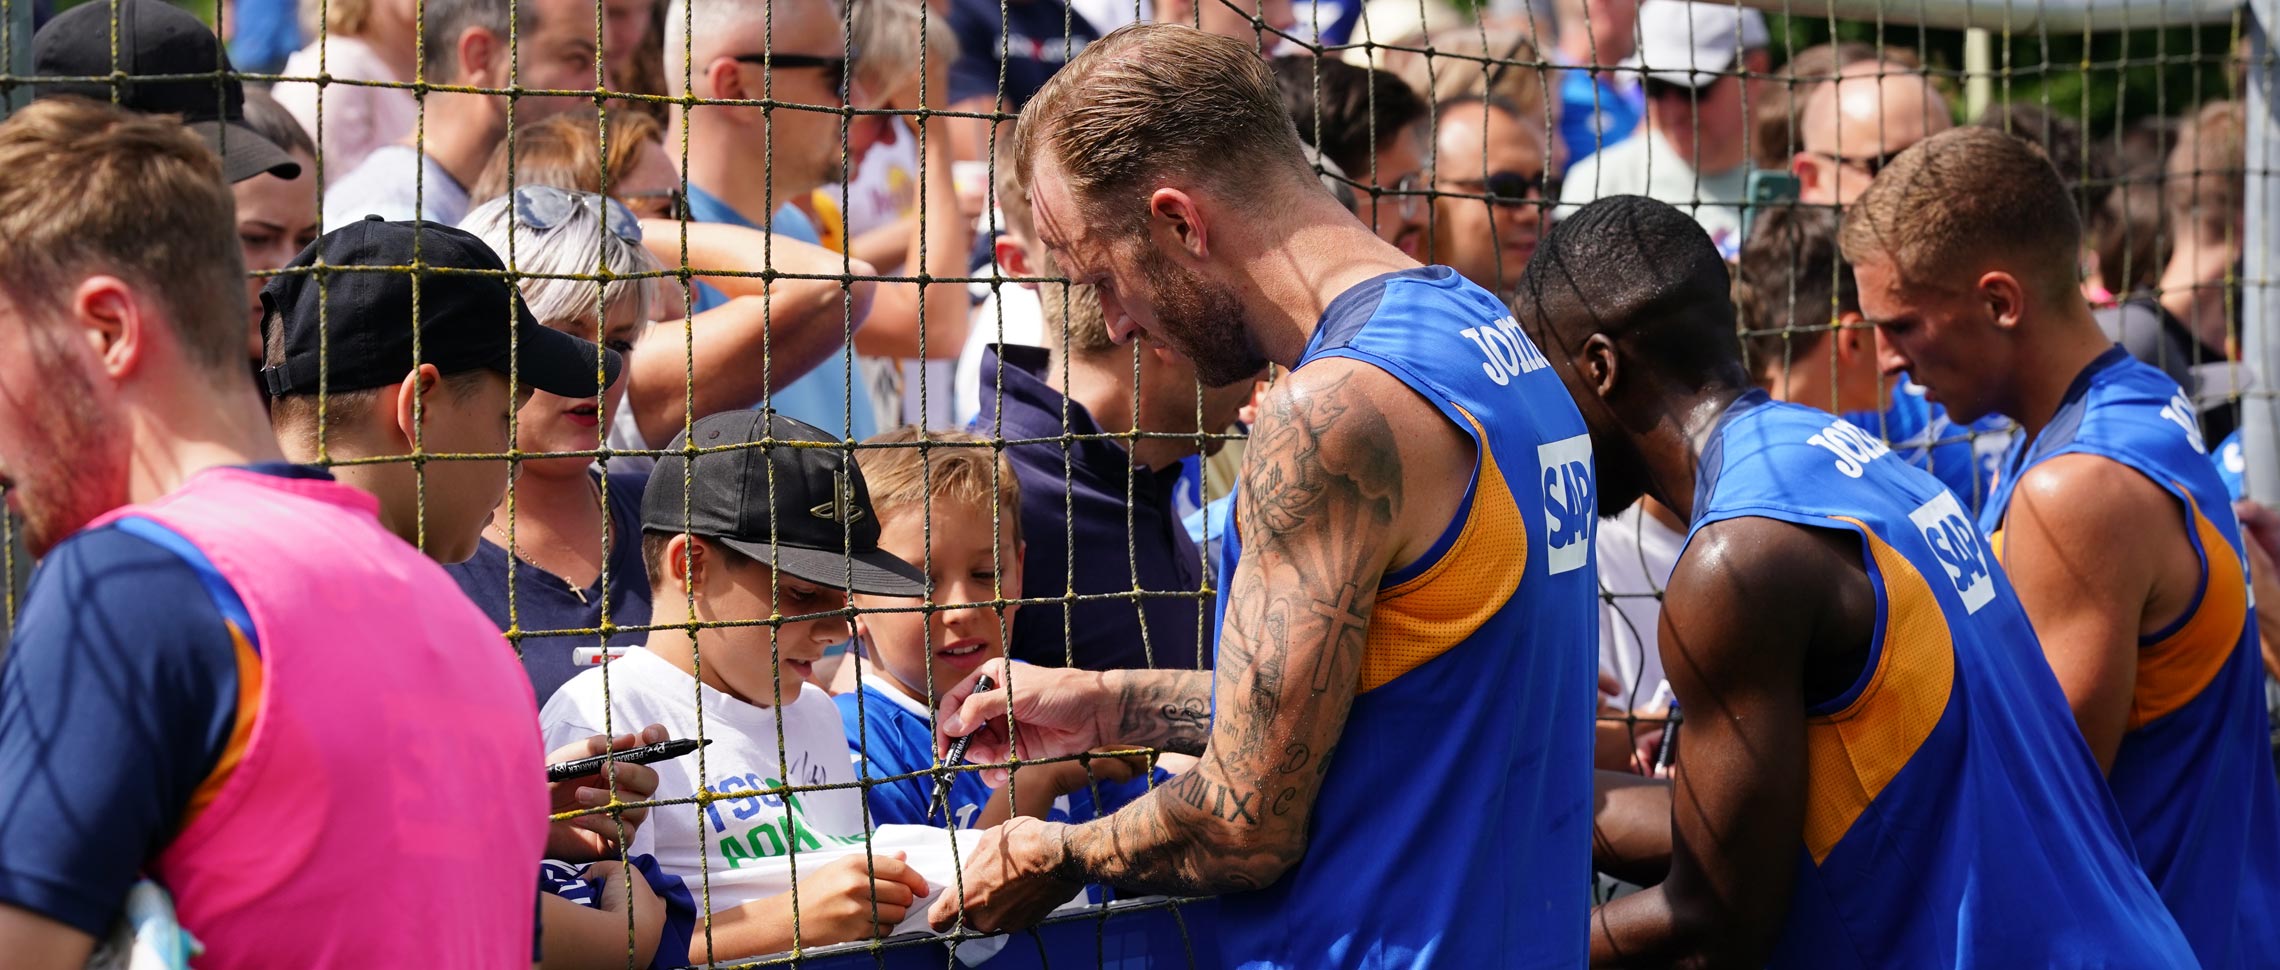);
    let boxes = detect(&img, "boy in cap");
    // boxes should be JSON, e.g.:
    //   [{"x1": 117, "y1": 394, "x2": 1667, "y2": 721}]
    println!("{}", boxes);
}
[
  {"x1": 541, "y1": 410, "x2": 937, "y2": 963},
  {"x1": 31, "y1": 0, "x2": 301, "y2": 184},
  {"x1": 261, "y1": 215, "x2": 621, "y2": 564}
]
